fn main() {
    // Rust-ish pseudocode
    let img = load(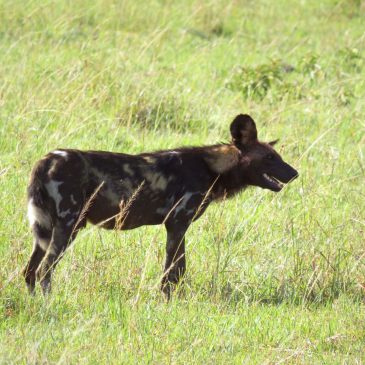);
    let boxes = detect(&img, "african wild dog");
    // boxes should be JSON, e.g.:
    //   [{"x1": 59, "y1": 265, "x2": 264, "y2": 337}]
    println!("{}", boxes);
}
[{"x1": 24, "y1": 114, "x2": 298, "y2": 298}]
